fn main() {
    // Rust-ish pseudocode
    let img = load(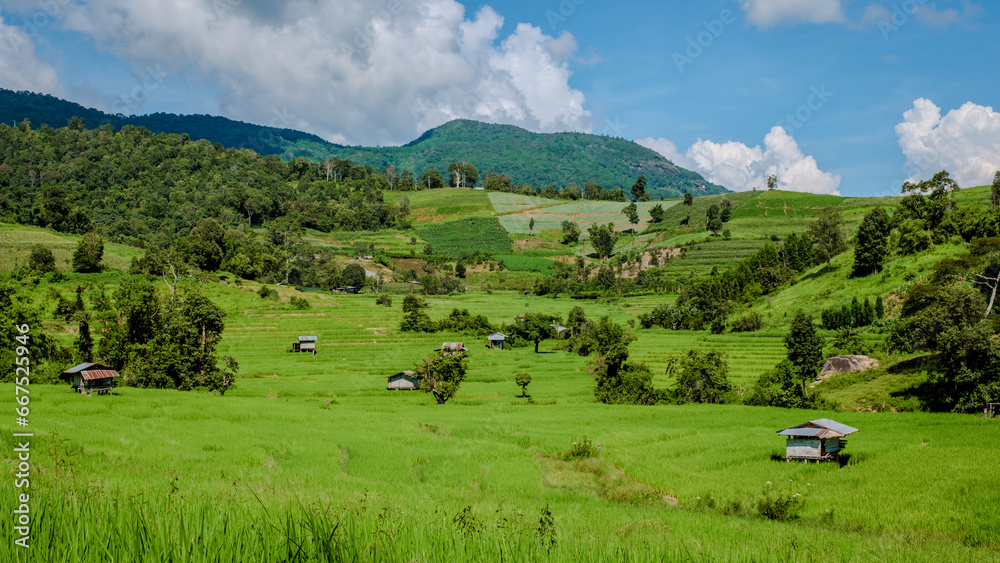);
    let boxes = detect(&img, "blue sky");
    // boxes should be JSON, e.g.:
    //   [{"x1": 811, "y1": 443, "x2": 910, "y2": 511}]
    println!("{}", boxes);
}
[{"x1": 1, "y1": 0, "x2": 997, "y2": 197}]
